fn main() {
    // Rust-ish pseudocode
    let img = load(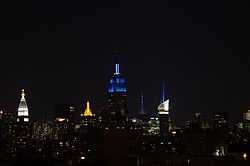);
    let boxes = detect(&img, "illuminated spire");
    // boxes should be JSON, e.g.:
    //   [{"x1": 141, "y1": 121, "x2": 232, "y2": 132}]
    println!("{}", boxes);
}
[
  {"x1": 83, "y1": 100, "x2": 93, "y2": 117},
  {"x1": 114, "y1": 63, "x2": 120, "y2": 75},
  {"x1": 18, "y1": 89, "x2": 29, "y2": 117},
  {"x1": 17, "y1": 89, "x2": 29, "y2": 122},
  {"x1": 139, "y1": 92, "x2": 145, "y2": 115},
  {"x1": 108, "y1": 63, "x2": 127, "y2": 94}
]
